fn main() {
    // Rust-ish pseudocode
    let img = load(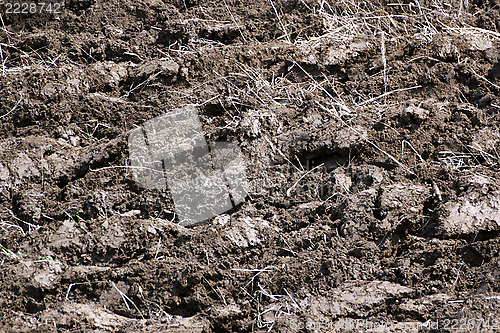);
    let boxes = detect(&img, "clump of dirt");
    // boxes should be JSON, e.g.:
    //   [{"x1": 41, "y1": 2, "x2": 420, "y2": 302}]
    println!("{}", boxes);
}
[{"x1": 1, "y1": 0, "x2": 500, "y2": 332}]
